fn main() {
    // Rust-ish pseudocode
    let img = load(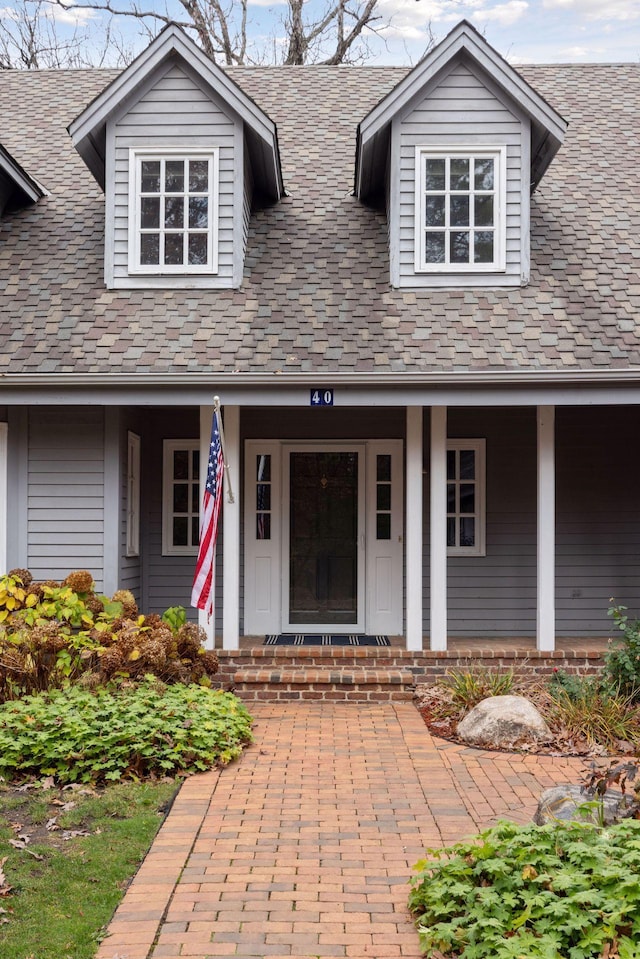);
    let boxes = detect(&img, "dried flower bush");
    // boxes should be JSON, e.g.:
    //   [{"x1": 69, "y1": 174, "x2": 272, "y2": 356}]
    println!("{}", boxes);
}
[{"x1": 0, "y1": 569, "x2": 218, "y2": 702}]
